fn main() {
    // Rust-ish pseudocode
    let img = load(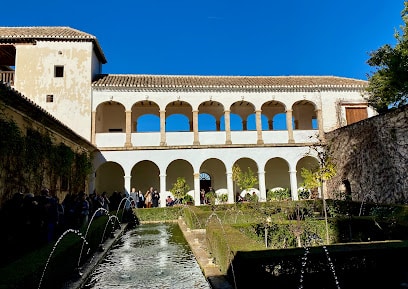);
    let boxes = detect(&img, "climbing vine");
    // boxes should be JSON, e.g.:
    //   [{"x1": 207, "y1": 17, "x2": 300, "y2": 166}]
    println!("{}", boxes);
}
[{"x1": 0, "y1": 111, "x2": 93, "y2": 203}]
